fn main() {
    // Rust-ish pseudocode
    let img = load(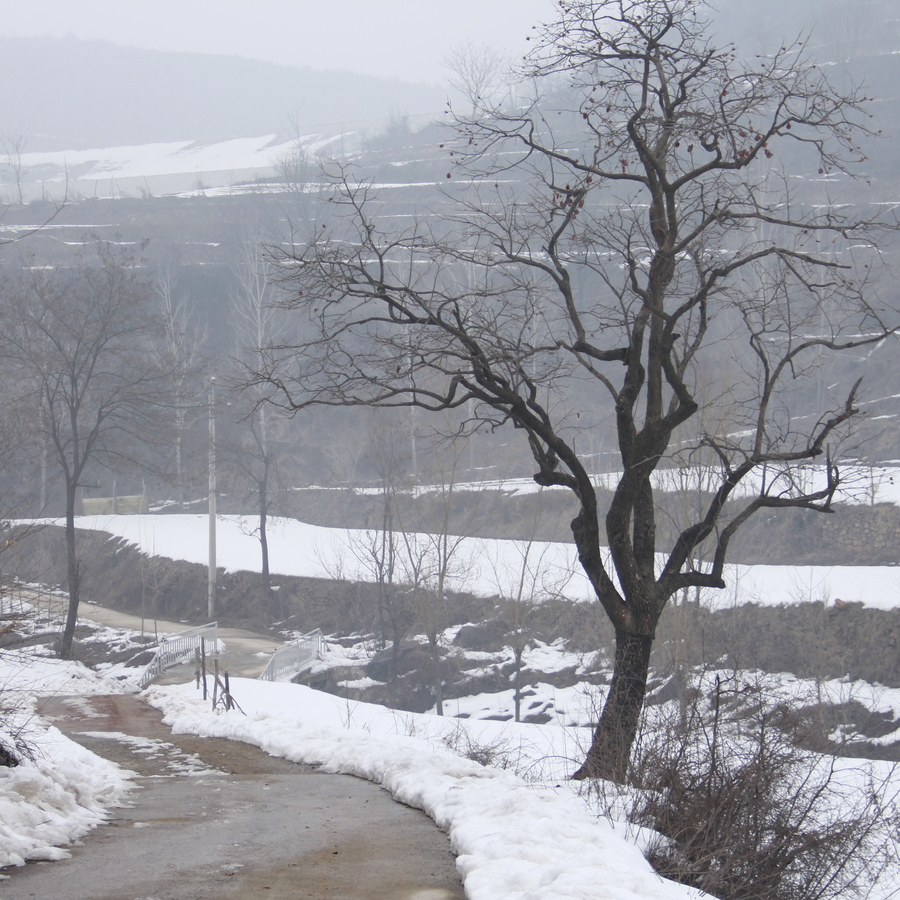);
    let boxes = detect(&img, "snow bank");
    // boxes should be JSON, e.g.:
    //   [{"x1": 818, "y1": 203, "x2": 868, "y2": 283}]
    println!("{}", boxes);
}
[
  {"x1": 0, "y1": 718, "x2": 130, "y2": 868},
  {"x1": 147, "y1": 679, "x2": 704, "y2": 900},
  {"x1": 0, "y1": 651, "x2": 132, "y2": 870}
]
